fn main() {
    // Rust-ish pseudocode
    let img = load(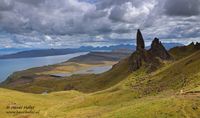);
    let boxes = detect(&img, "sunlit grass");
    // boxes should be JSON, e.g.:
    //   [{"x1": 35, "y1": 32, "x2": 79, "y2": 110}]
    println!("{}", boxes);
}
[{"x1": 1, "y1": 50, "x2": 200, "y2": 118}]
